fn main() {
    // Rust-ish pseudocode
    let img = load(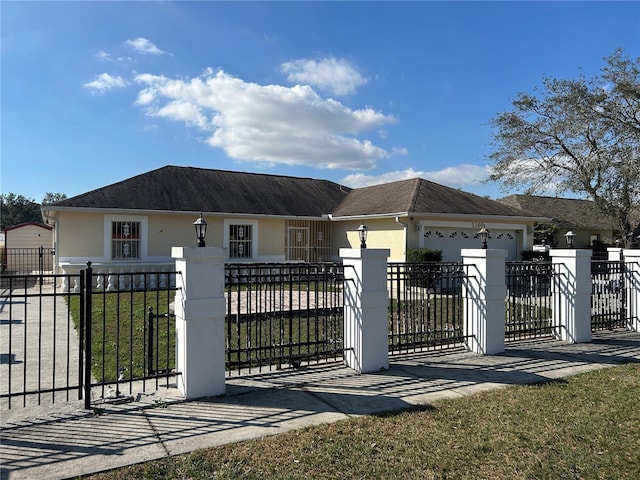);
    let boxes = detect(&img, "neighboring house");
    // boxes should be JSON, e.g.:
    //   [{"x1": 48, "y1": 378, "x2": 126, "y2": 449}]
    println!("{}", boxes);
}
[
  {"x1": 498, "y1": 194, "x2": 620, "y2": 249},
  {"x1": 41, "y1": 165, "x2": 544, "y2": 274},
  {"x1": 1, "y1": 222, "x2": 53, "y2": 273}
]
